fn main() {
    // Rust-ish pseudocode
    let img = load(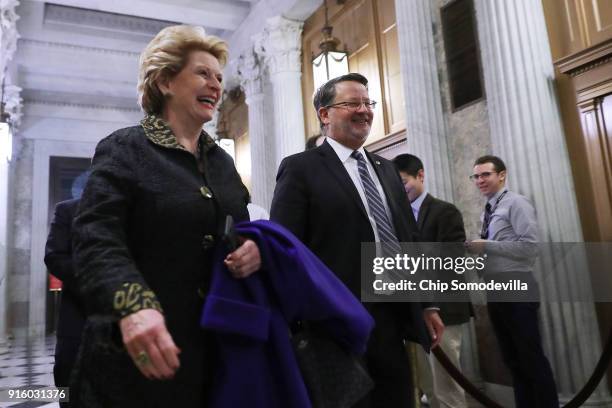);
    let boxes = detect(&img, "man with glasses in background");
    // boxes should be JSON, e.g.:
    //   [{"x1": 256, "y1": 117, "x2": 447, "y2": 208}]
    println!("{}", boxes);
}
[
  {"x1": 271, "y1": 73, "x2": 444, "y2": 408},
  {"x1": 466, "y1": 155, "x2": 559, "y2": 408}
]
